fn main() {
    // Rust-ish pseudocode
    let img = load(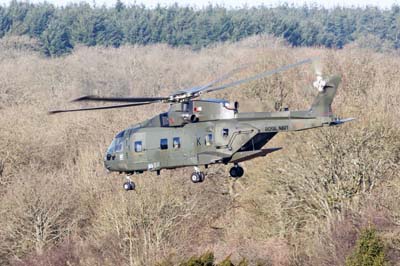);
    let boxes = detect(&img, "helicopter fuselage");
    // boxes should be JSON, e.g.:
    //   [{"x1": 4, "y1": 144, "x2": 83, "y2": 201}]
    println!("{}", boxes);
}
[
  {"x1": 103, "y1": 98, "x2": 336, "y2": 174},
  {"x1": 49, "y1": 57, "x2": 354, "y2": 189}
]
